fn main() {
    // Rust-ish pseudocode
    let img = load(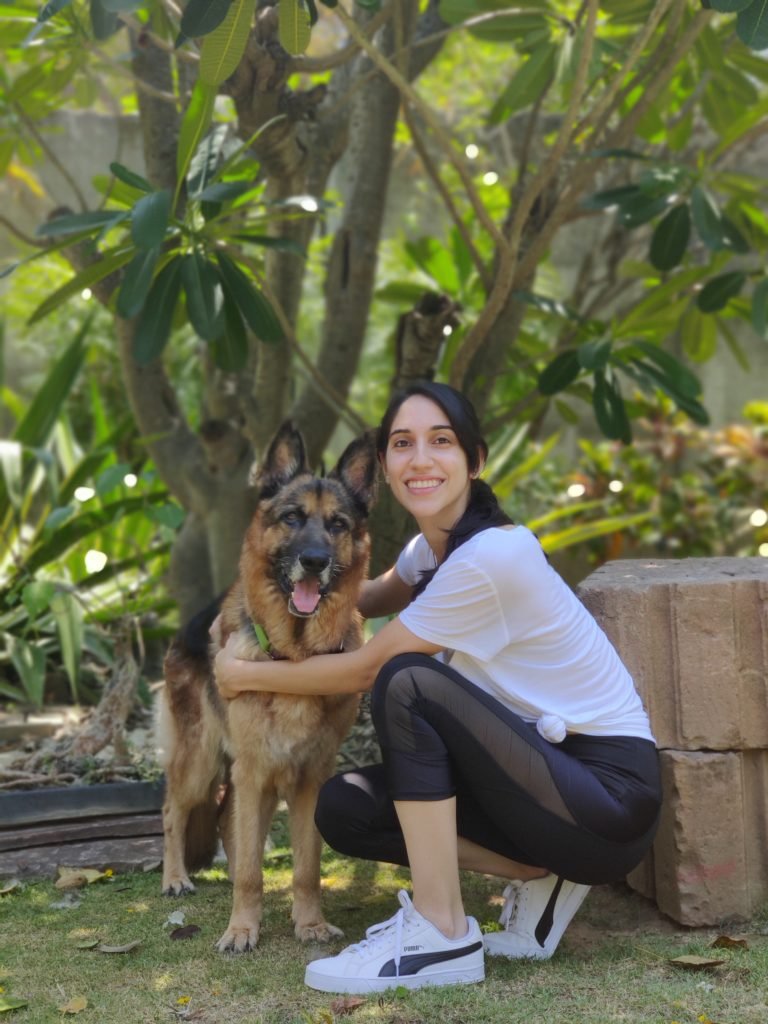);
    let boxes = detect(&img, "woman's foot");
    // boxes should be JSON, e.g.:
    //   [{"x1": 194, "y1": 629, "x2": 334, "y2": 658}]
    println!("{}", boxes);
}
[
  {"x1": 305, "y1": 890, "x2": 485, "y2": 993},
  {"x1": 483, "y1": 875, "x2": 590, "y2": 960}
]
